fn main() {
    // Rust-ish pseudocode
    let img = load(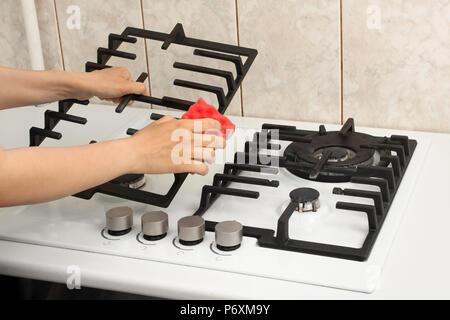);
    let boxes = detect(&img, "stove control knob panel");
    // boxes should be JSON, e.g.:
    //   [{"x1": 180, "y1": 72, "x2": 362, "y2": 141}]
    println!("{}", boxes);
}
[
  {"x1": 177, "y1": 216, "x2": 205, "y2": 246},
  {"x1": 105, "y1": 206, "x2": 133, "y2": 236},
  {"x1": 215, "y1": 221, "x2": 243, "y2": 251},
  {"x1": 142, "y1": 211, "x2": 168, "y2": 241}
]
